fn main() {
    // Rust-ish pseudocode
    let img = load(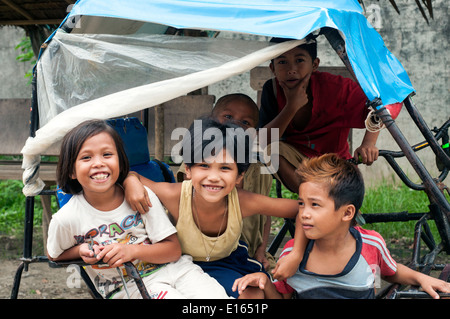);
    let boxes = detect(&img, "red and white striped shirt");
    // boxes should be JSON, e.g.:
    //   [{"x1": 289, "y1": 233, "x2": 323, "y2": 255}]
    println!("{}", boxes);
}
[{"x1": 275, "y1": 226, "x2": 397, "y2": 298}]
